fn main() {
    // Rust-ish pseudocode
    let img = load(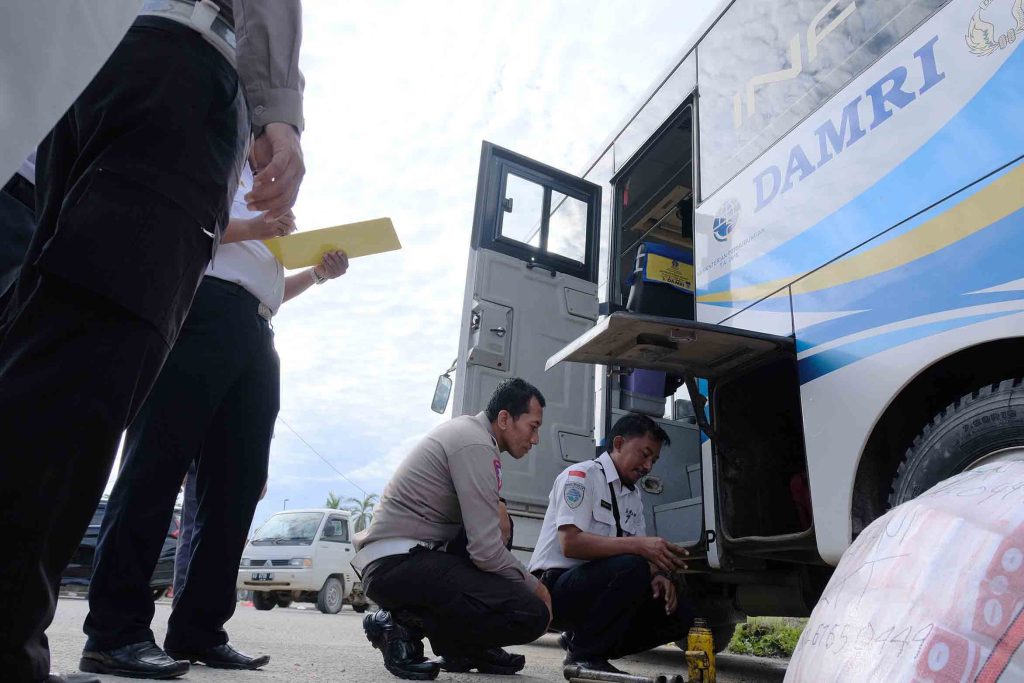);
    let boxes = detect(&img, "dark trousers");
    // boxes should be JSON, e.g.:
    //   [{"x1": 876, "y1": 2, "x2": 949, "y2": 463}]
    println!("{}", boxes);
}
[
  {"x1": 172, "y1": 463, "x2": 200, "y2": 605},
  {"x1": 548, "y1": 555, "x2": 693, "y2": 660},
  {"x1": 84, "y1": 278, "x2": 279, "y2": 652},
  {"x1": 362, "y1": 548, "x2": 549, "y2": 658},
  {"x1": 0, "y1": 179, "x2": 34, "y2": 297},
  {"x1": 0, "y1": 19, "x2": 244, "y2": 682}
]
